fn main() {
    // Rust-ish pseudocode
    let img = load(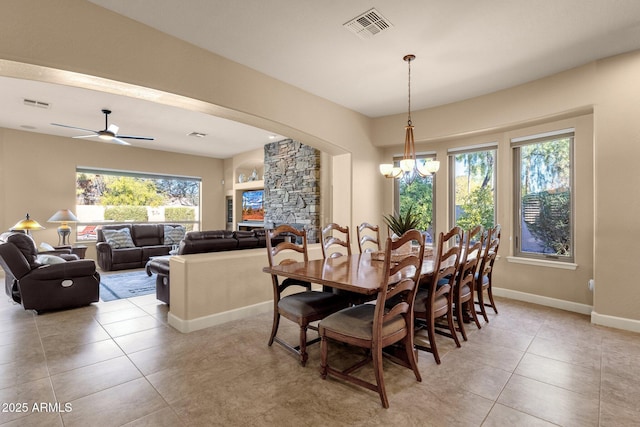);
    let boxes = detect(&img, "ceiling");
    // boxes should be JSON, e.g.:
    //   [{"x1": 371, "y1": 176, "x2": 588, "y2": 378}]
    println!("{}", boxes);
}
[{"x1": 3, "y1": 0, "x2": 640, "y2": 158}]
